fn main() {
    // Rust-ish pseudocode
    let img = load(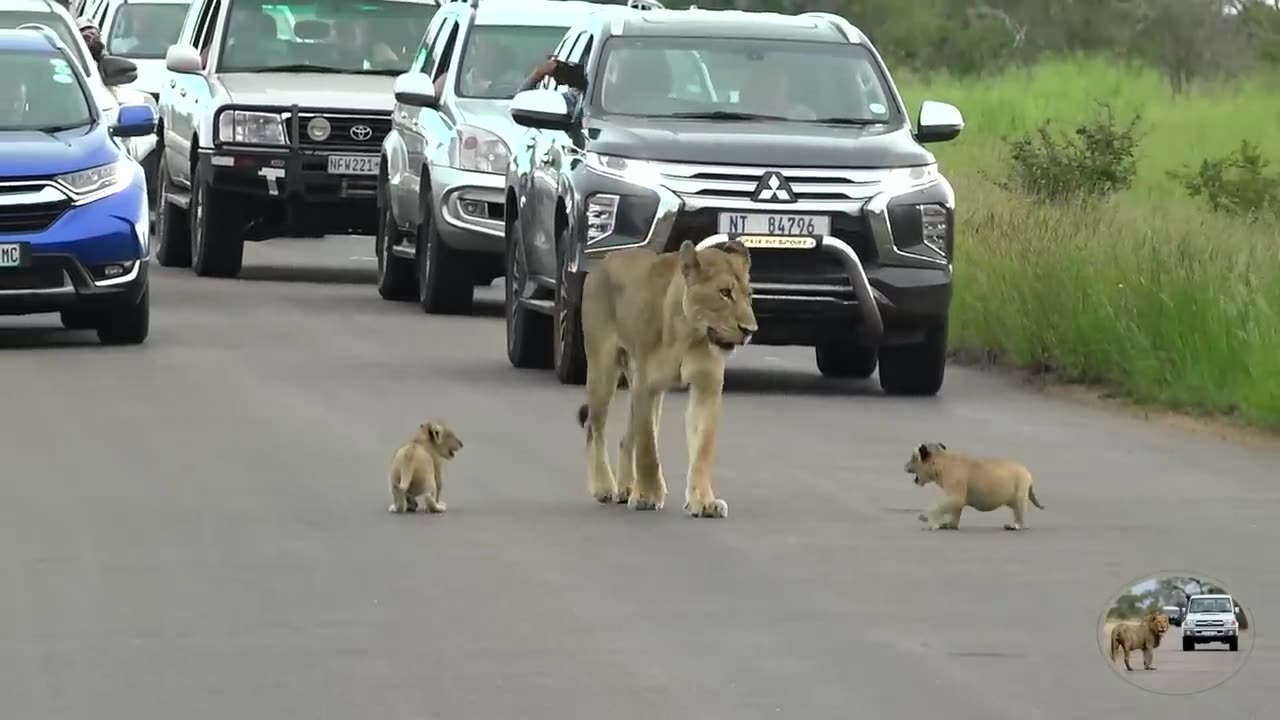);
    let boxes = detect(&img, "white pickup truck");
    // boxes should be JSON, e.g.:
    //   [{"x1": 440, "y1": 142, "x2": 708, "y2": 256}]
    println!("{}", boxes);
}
[{"x1": 1181, "y1": 593, "x2": 1241, "y2": 652}]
